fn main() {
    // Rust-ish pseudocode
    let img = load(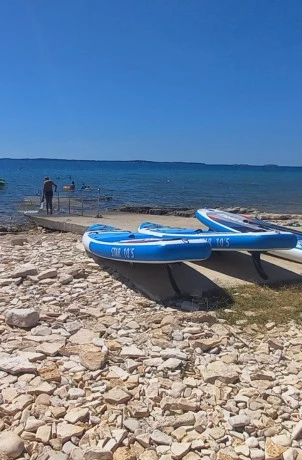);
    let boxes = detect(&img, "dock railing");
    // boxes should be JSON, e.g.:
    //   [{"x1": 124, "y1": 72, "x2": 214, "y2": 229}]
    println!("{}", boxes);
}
[{"x1": 21, "y1": 188, "x2": 113, "y2": 217}]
